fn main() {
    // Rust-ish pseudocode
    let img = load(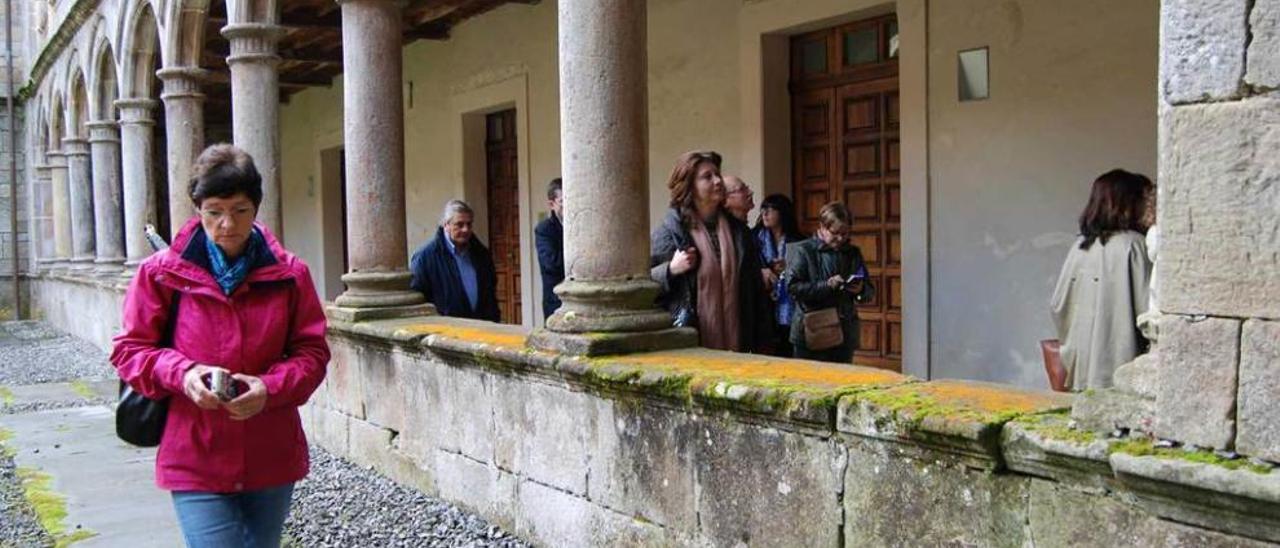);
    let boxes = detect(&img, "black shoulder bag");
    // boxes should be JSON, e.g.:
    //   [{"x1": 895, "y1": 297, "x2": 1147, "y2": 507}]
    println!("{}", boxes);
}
[{"x1": 115, "y1": 291, "x2": 180, "y2": 447}]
